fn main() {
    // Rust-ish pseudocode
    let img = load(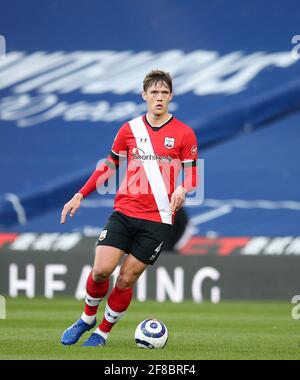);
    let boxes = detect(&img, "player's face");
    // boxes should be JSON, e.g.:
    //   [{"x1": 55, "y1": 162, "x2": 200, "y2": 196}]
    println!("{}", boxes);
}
[{"x1": 142, "y1": 81, "x2": 173, "y2": 117}]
